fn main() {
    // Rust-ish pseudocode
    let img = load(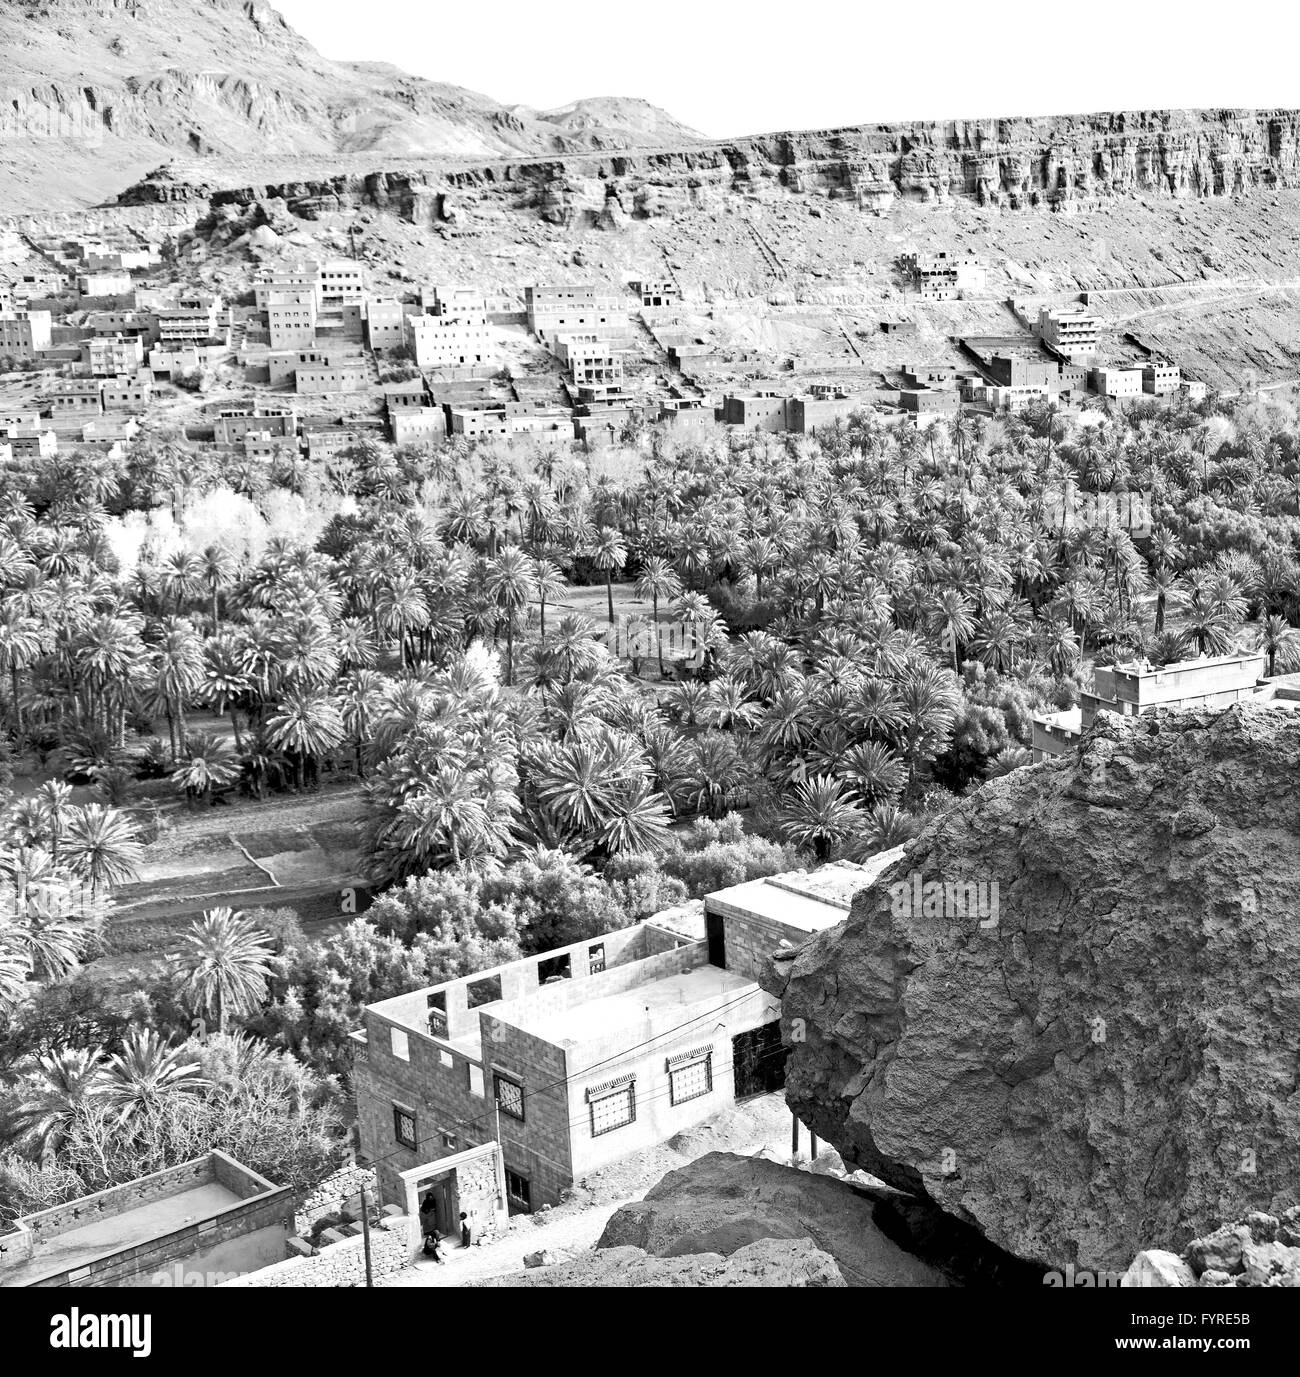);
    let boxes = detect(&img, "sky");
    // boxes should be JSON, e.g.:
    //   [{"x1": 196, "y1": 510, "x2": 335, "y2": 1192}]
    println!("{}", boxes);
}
[{"x1": 273, "y1": 0, "x2": 1298, "y2": 140}]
